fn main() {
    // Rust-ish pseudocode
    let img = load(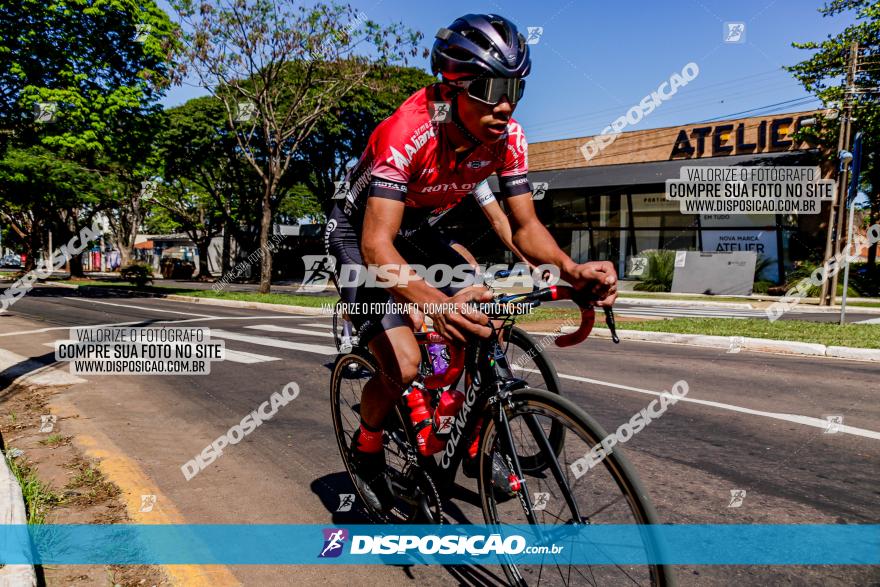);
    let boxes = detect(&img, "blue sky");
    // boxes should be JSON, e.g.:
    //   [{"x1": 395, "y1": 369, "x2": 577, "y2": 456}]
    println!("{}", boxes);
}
[{"x1": 160, "y1": 0, "x2": 854, "y2": 144}]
